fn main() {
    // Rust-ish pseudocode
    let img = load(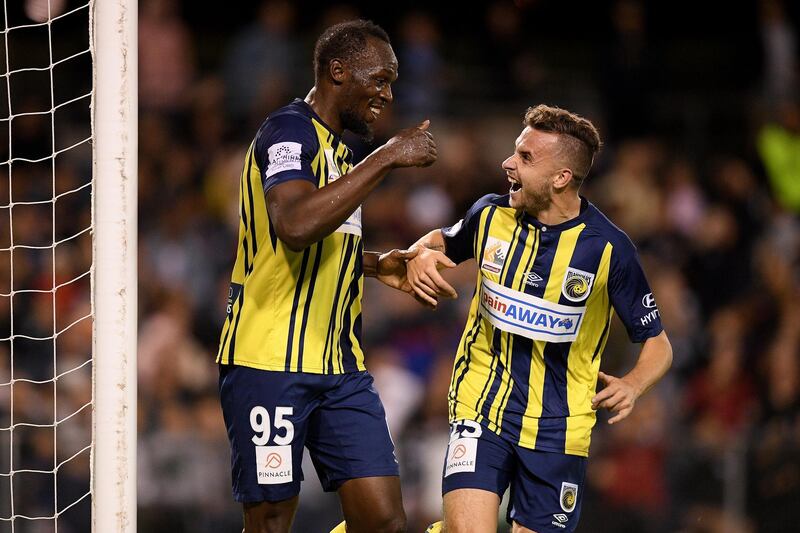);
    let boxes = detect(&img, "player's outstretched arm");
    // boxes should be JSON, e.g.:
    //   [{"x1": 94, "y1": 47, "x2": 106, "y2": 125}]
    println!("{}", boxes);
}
[
  {"x1": 267, "y1": 121, "x2": 437, "y2": 252},
  {"x1": 591, "y1": 330, "x2": 672, "y2": 424},
  {"x1": 405, "y1": 229, "x2": 458, "y2": 308},
  {"x1": 363, "y1": 248, "x2": 417, "y2": 292}
]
